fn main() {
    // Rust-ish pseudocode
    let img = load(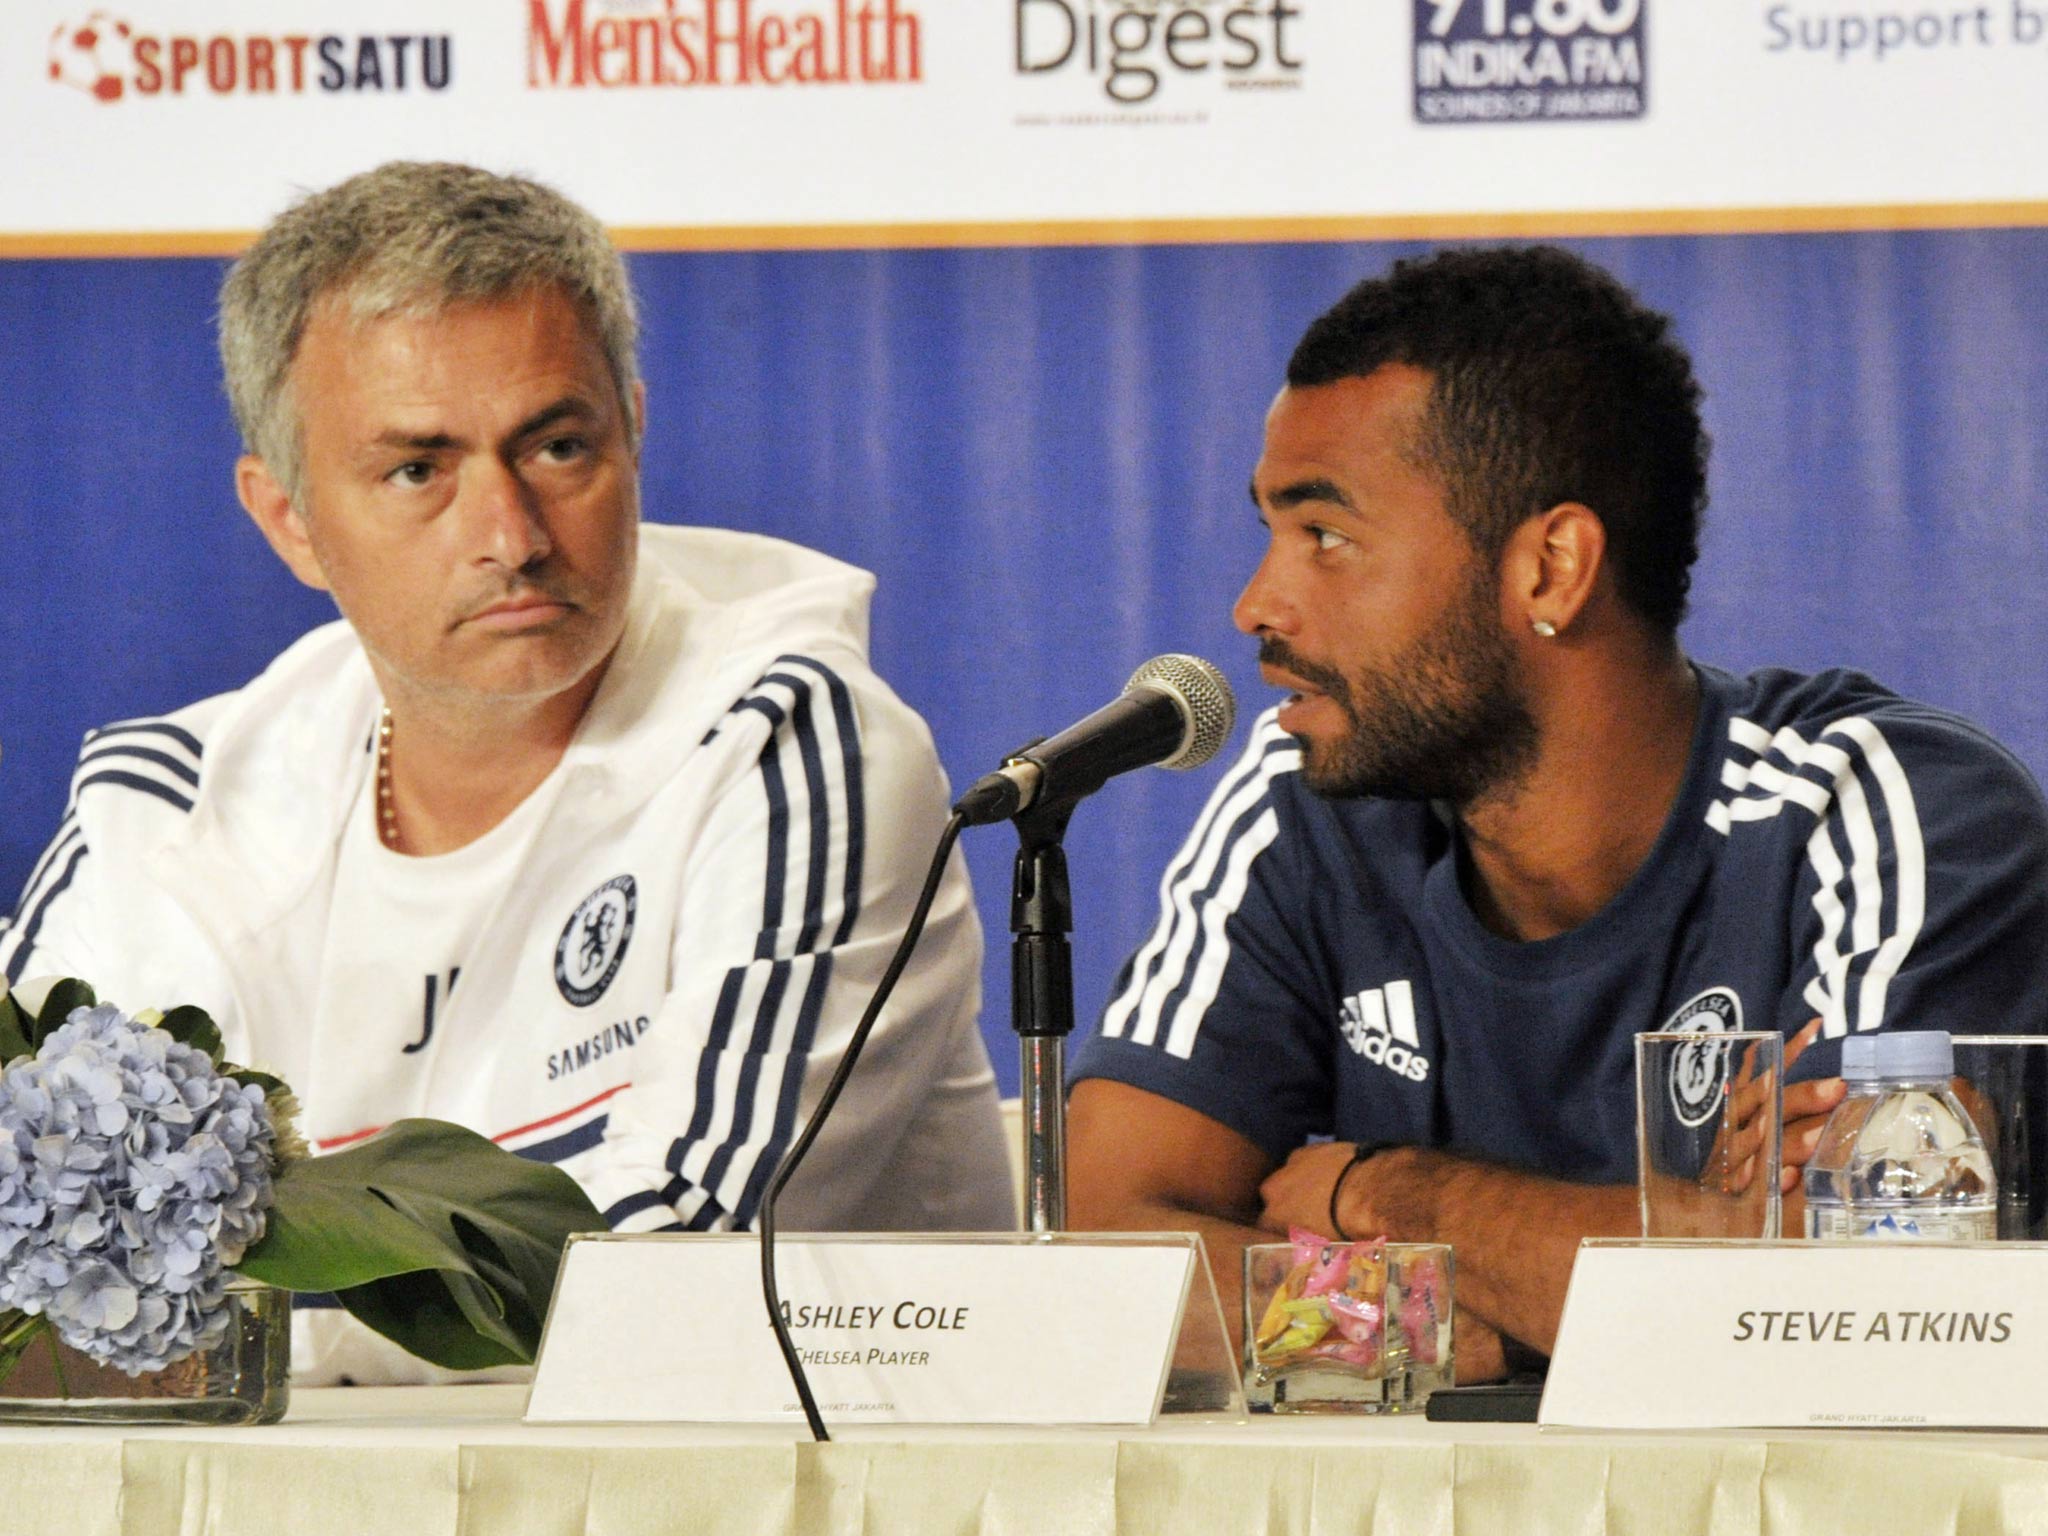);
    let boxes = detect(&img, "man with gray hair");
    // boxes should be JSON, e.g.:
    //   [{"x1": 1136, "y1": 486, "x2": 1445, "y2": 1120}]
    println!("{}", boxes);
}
[{"x1": 2, "y1": 161, "x2": 1013, "y2": 1382}]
